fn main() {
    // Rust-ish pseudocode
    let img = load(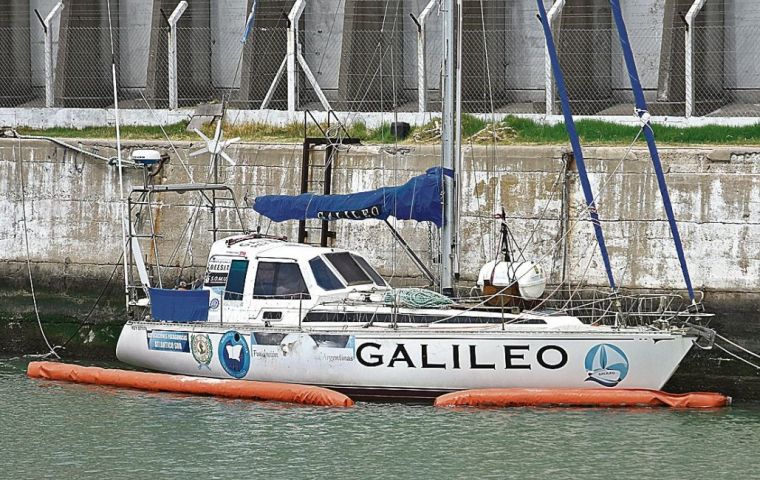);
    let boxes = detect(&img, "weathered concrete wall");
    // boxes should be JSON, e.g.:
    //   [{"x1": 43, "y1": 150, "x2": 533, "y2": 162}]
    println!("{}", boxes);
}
[{"x1": 3, "y1": 138, "x2": 760, "y2": 297}]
